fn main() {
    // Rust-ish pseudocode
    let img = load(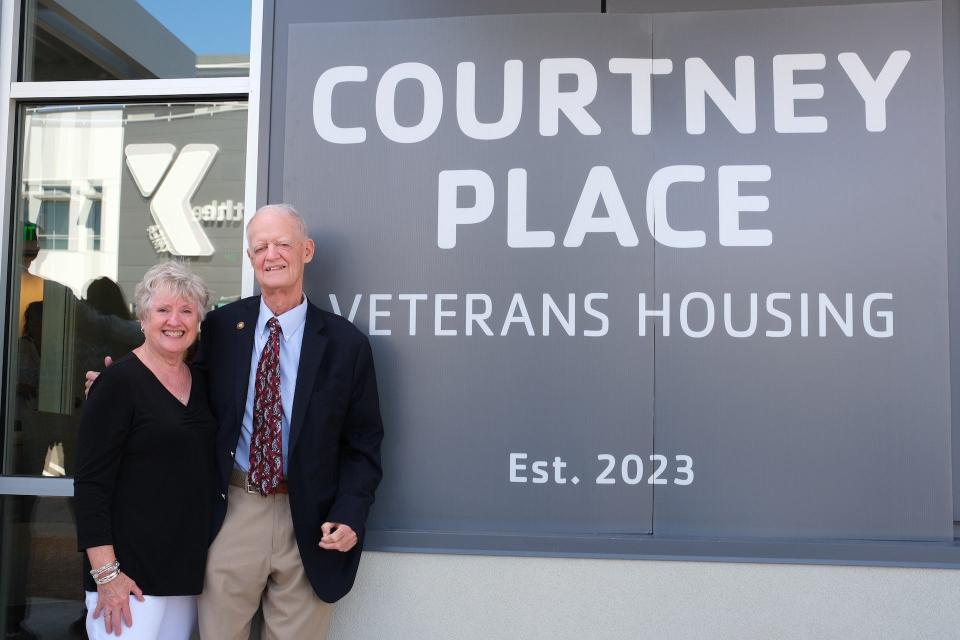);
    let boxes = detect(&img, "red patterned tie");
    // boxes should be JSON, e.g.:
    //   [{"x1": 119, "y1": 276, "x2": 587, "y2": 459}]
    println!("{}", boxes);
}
[{"x1": 249, "y1": 317, "x2": 283, "y2": 495}]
